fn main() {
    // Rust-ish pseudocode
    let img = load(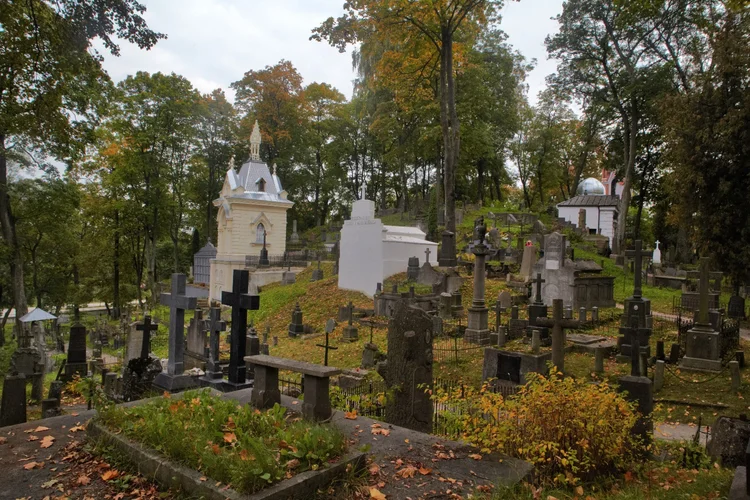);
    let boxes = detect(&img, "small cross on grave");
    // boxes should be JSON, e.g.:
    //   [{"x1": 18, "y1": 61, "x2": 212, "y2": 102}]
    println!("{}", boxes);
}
[
  {"x1": 136, "y1": 315, "x2": 158, "y2": 360},
  {"x1": 342, "y1": 301, "x2": 359, "y2": 341},
  {"x1": 316, "y1": 319, "x2": 339, "y2": 366},
  {"x1": 625, "y1": 240, "x2": 651, "y2": 299},
  {"x1": 160, "y1": 273, "x2": 197, "y2": 376},
  {"x1": 532, "y1": 273, "x2": 545, "y2": 304},
  {"x1": 203, "y1": 307, "x2": 227, "y2": 379},
  {"x1": 425, "y1": 247, "x2": 431, "y2": 263},
  {"x1": 221, "y1": 270, "x2": 260, "y2": 386},
  {"x1": 535, "y1": 299, "x2": 580, "y2": 373}
]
